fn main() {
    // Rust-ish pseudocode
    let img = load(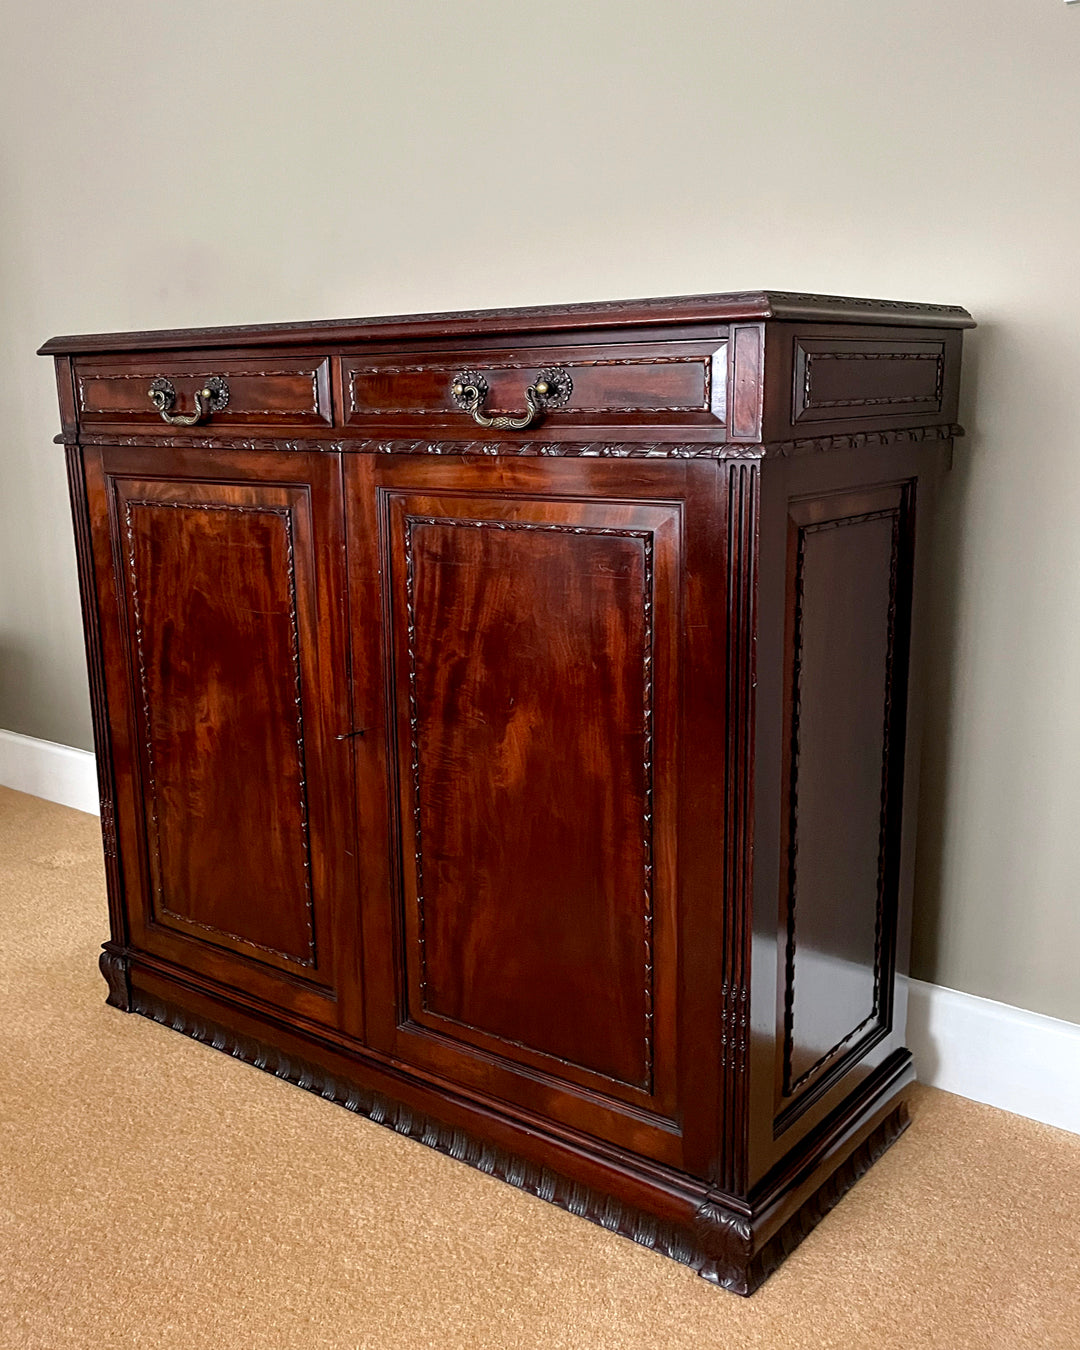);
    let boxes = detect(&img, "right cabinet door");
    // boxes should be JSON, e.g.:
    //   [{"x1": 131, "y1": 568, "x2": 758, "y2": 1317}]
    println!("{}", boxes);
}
[{"x1": 346, "y1": 456, "x2": 701, "y2": 1167}]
